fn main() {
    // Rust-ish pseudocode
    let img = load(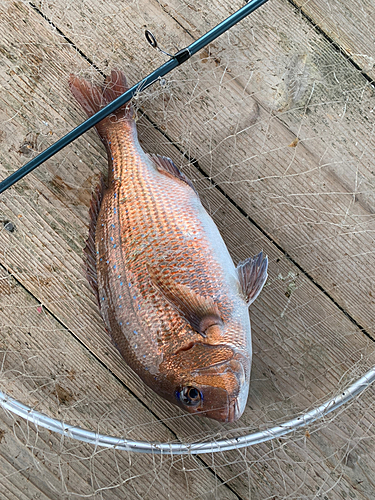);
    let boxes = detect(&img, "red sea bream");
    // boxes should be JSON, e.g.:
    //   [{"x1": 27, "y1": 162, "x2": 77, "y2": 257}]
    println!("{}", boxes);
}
[{"x1": 69, "y1": 70, "x2": 268, "y2": 422}]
